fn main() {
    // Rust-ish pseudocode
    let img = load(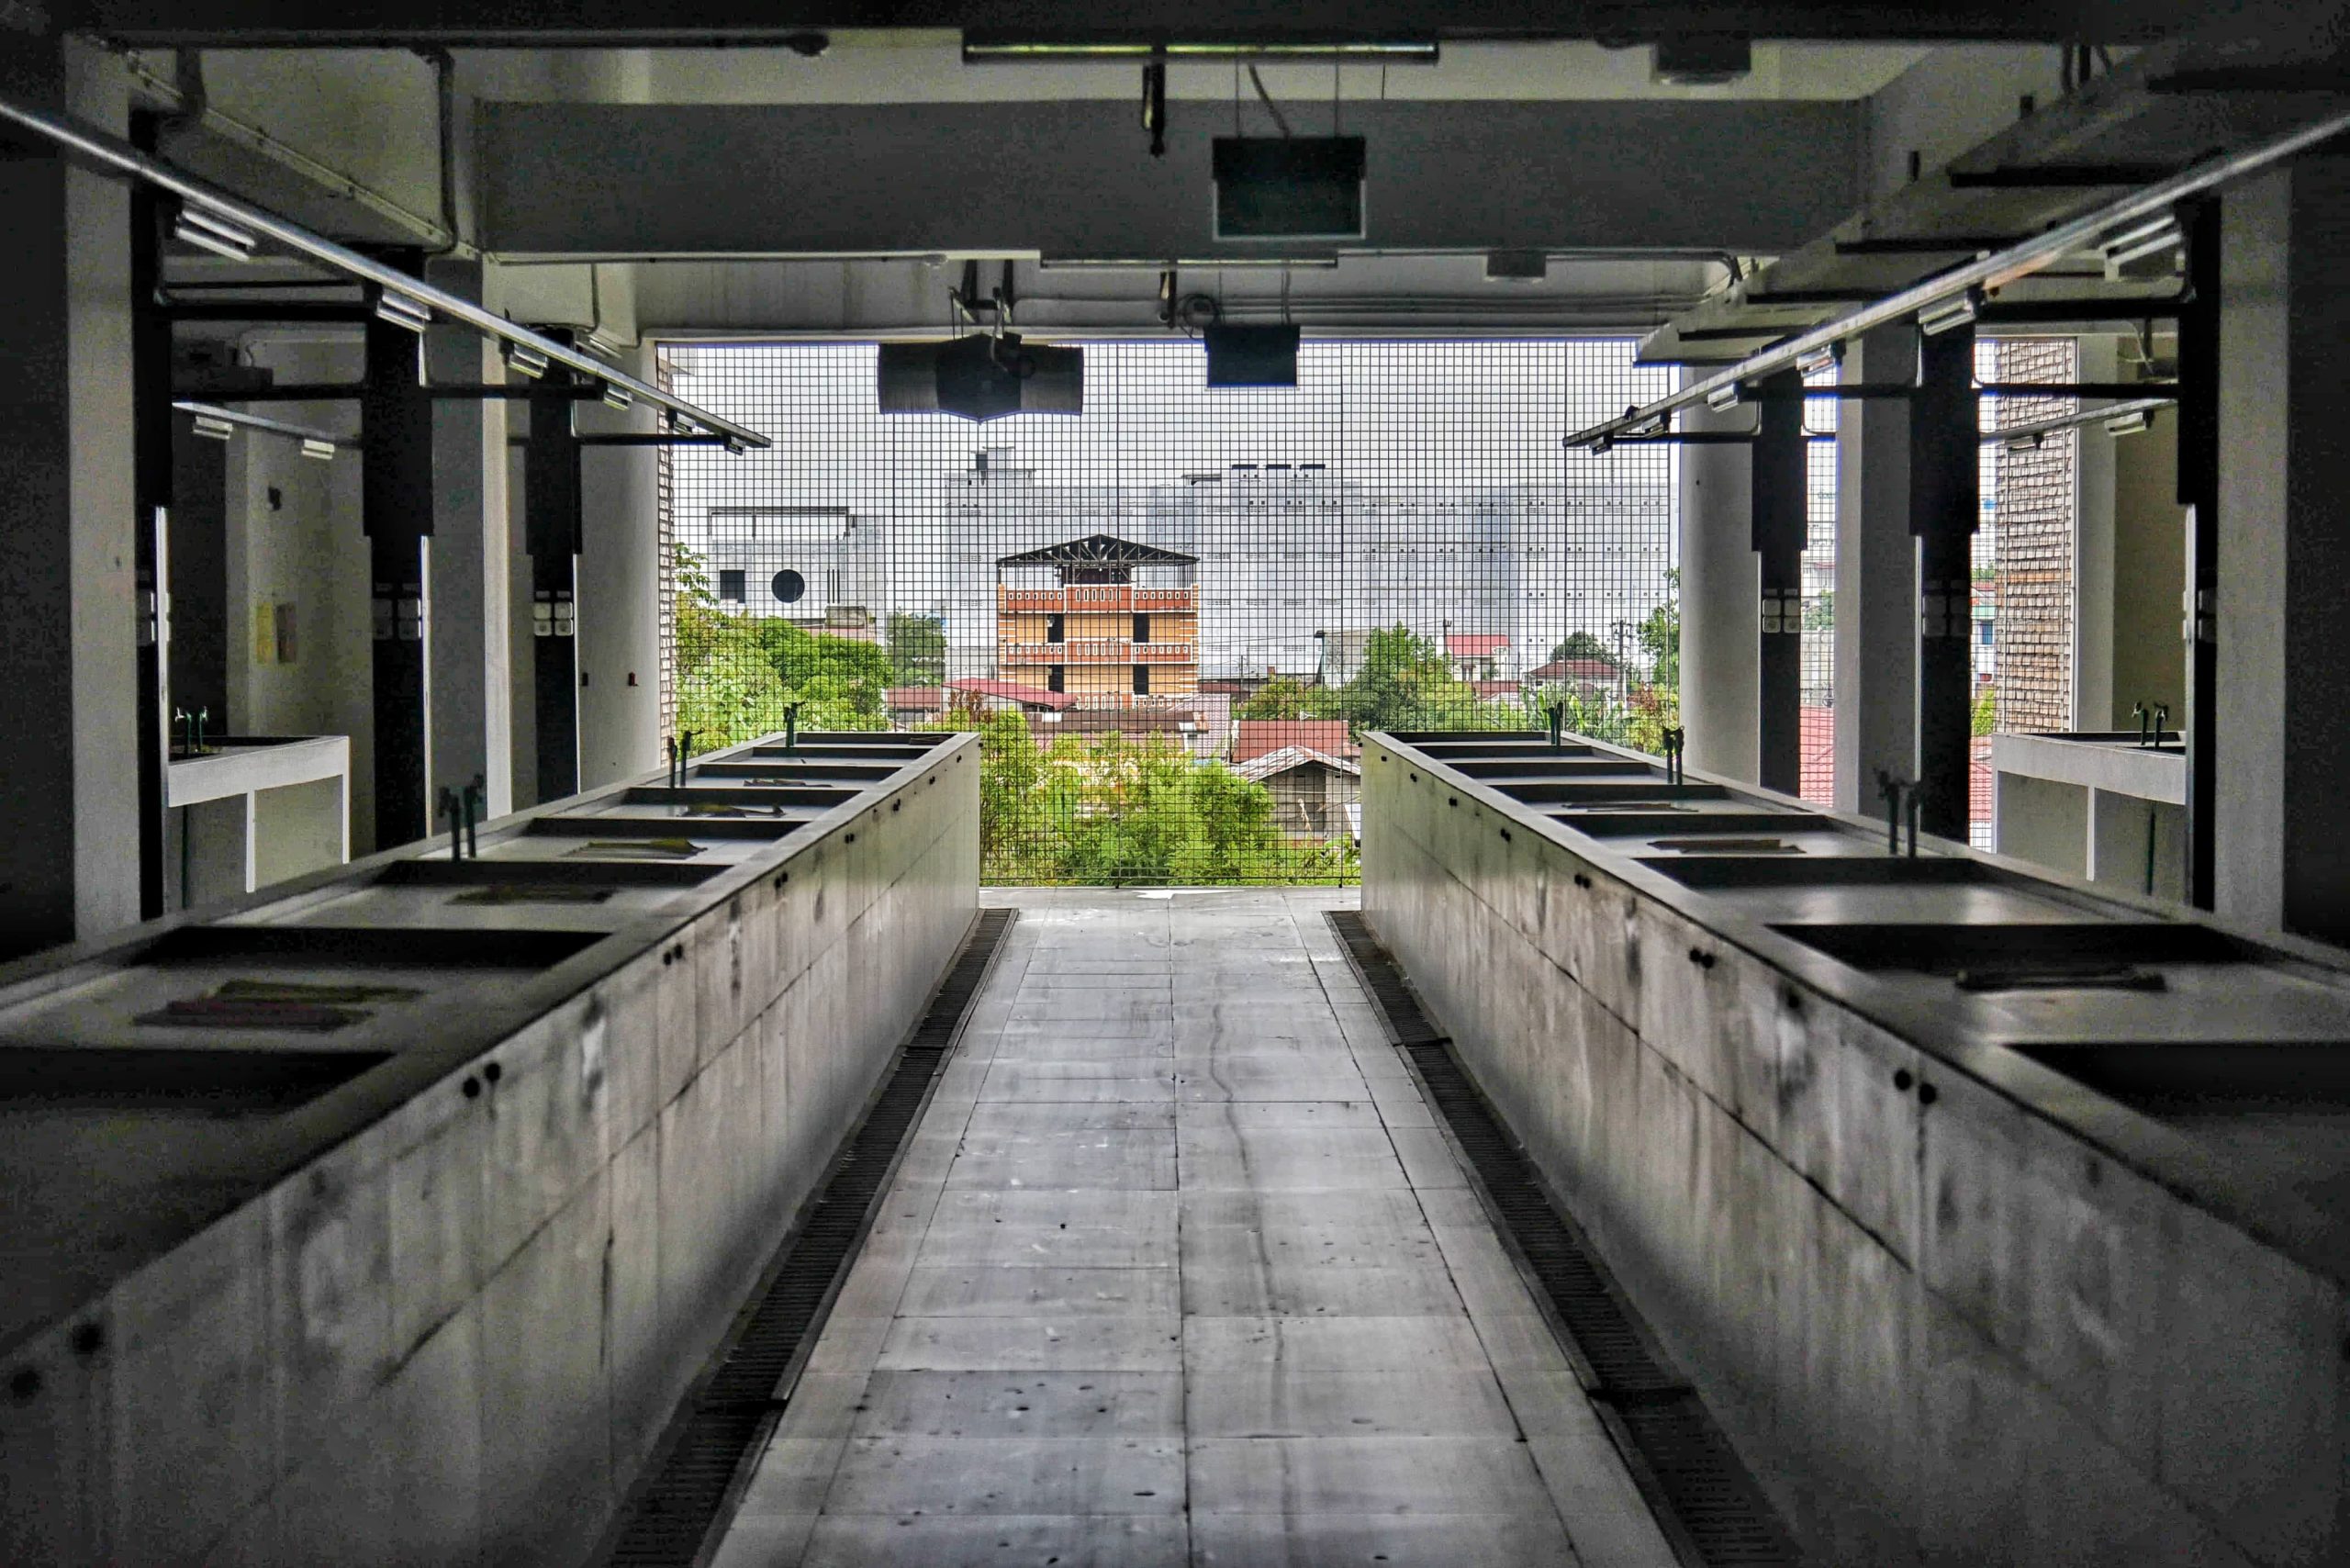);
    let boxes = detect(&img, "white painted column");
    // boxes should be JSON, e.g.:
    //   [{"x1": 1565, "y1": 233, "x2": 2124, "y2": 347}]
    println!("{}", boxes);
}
[
  {"x1": 1830, "y1": 325, "x2": 1919, "y2": 815},
  {"x1": 426, "y1": 259, "x2": 515, "y2": 819},
  {"x1": 1678, "y1": 377, "x2": 1759, "y2": 783},
  {"x1": 576, "y1": 341, "x2": 665, "y2": 790}
]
